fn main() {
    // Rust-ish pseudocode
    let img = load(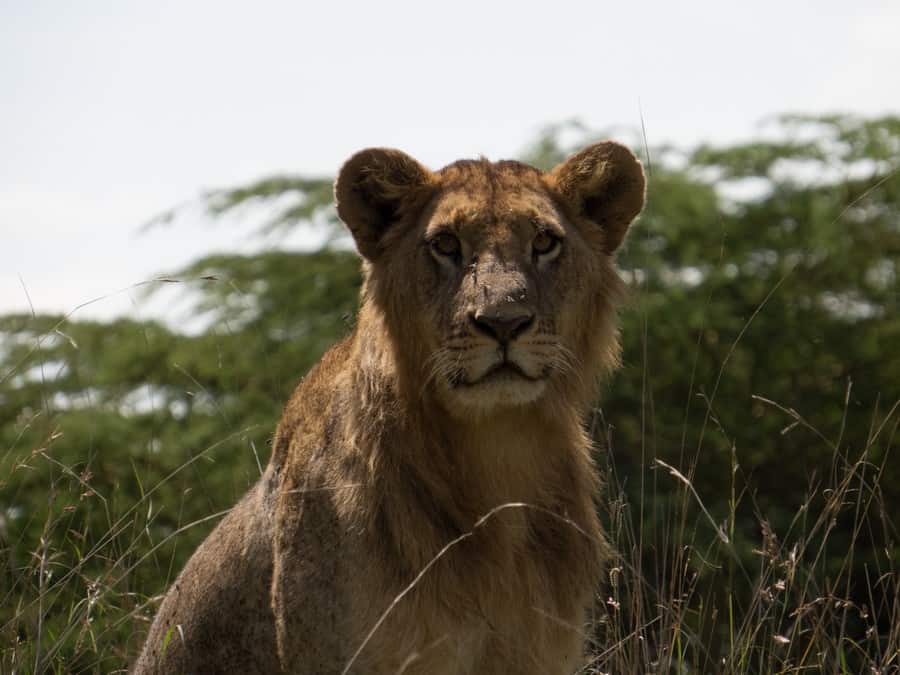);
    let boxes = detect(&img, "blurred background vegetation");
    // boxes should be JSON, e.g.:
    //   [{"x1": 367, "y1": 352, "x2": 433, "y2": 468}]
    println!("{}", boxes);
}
[{"x1": 1, "y1": 114, "x2": 898, "y2": 673}]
